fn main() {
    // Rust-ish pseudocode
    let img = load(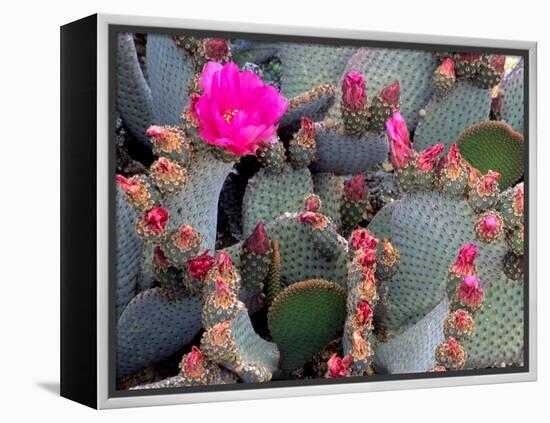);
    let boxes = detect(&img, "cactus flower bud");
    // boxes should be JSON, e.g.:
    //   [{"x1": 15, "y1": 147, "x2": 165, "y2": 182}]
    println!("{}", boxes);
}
[
  {"x1": 344, "y1": 175, "x2": 368, "y2": 203},
  {"x1": 326, "y1": 353, "x2": 352, "y2": 378},
  {"x1": 475, "y1": 211, "x2": 503, "y2": 242},
  {"x1": 451, "y1": 243, "x2": 478, "y2": 276},
  {"x1": 174, "y1": 225, "x2": 200, "y2": 250},
  {"x1": 451, "y1": 309, "x2": 474, "y2": 335},
  {"x1": 146, "y1": 125, "x2": 168, "y2": 138},
  {"x1": 437, "y1": 58, "x2": 456, "y2": 78},
  {"x1": 116, "y1": 175, "x2": 154, "y2": 212},
  {"x1": 203, "y1": 38, "x2": 229, "y2": 61},
  {"x1": 444, "y1": 144, "x2": 464, "y2": 179},
  {"x1": 351, "y1": 329, "x2": 371, "y2": 360},
  {"x1": 116, "y1": 175, "x2": 142, "y2": 197},
  {"x1": 216, "y1": 251, "x2": 233, "y2": 274},
  {"x1": 298, "y1": 212, "x2": 329, "y2": 229},
  {"x1": 342, "y1": 71, "x2": 367, "y2": 112},
  {"x1": 187, "y1": 92, "x2": 201, "y2": 123},
  {"x1": 359, "y1": 270, "x2": 378, "y2": 304},
  {"x1": 143, "y1": 207, "x2": 169, "y2": 234},
  {"x1": 353, "y1": 300, "x2": 374, "y2": 328},
  {"x1": 188, "y1": 250, "x2": 215, "y2": 281},
  {"x1": 350, "y1": 228, "x2": 380, "y2": 252},
  {"x1": 386, "y1": 111, "x2": 414, "y2": 170},
  {"x1": 490, "y1": 55, "x2": 506, "y2": 73},
  {"x1": 147, "y1": 125, "x2": 182, "y2": 153},
  {"x1": 459, "y1": 275, "x2": 484, "y2": 308},
  {"x1": 153, "y1": 246, "x2": 170, "y2": 270},
  {"x1": 513, "y1": 183, "x2": 524, "y2": 215},
  {"x1": 356, "y1": 248, "x2": 377, "y2": 271},
  {"x1": 180, "y1": 346, "x2": 206, "y2": 379},
  {"x1": 417, "y1": 144, "x2": 444, "y2": 172},
  {"x1": 379, "y1": 81, "x2": 400, "y2": 108},
  {"x1": 214, "y1": 278, "x2": 232, "y2": 298},
  {"x1": 244, "y1": 222, "x2": 271, "y2": 256},
  {"x1": 304, "y1": 194, "x2": 322, "y2": 212},
  {"x1": 436, "y1": 336, "x2": 466, "y2": 369},
  {"x1": 300, "y1": 116, "x2": 315, "y2": 139},
  {"x1": 477, "y1": 170, "x2": 501, "y2": 196}
]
